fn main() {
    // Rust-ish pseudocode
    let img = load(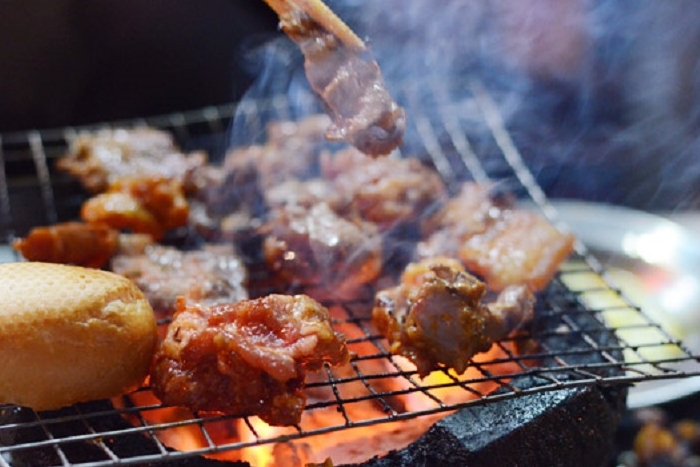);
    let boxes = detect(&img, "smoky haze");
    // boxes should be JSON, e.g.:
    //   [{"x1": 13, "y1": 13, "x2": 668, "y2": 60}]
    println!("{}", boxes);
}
[{"x1": 233, "y1": 0, "x2": 700, "y2": 211}]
